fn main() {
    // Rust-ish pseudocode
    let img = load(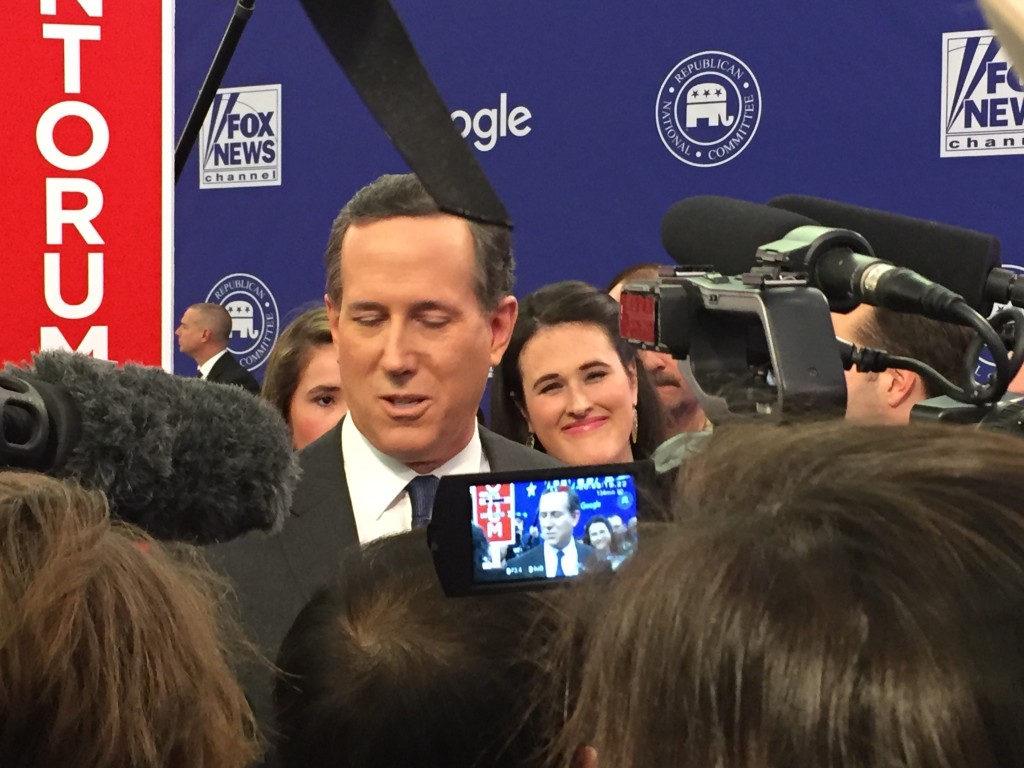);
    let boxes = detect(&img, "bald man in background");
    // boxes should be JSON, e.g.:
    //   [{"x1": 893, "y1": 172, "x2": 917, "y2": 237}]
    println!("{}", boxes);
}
[{"x1": 176, "y1": 302, "x2": 260, "y2": 394}]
